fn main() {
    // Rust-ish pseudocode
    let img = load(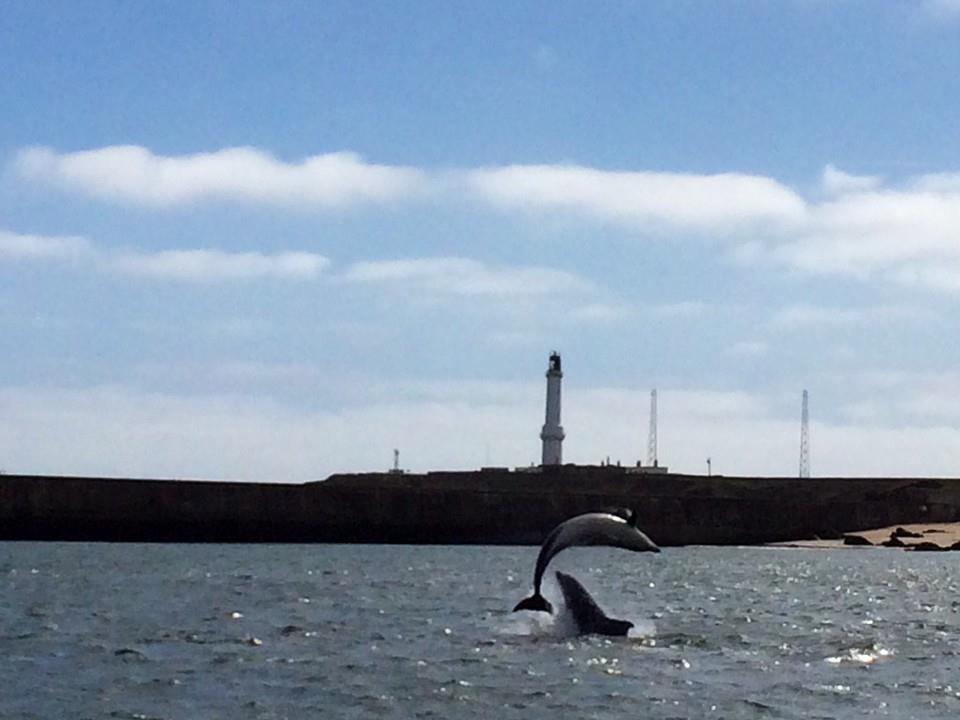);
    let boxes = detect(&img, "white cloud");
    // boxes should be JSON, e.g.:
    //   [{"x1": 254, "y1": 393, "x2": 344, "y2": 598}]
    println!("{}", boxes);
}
[
  {"x1": 464, "y1": 162, "x2": 960, "y2": 296},
  {"x1": 0, "y1": 384, "x2": 540, "y2": 481},
  {"x1": 751, "y1": 171, "x2": 960, "y2": 293},
  {"x1": 895, "y1": 265, "x2": 960, "y2": 292},
  {"x1": 136, "y1": 360, "x2": 321, "y2": 388},
  {"x1": 726, "y1": 340, "x2": 768, "y2": 357},
  {"x1": 569, "y1": 303, "x2": 631, "y2": 323},
  {"x1": 821, "y1": 164, "x2": 882, "y2": 196},
  {"x1": 1, "y1": 224, "x2": 593, "y2": 296},
  {"x1": 16, "y1": 145, "x2": 428, "y2": 207},
  {"x1": 14, "y1": 145, "x2": 960, "y2": 296},
  {"x1": 925, "y1": 0, "x2": 960, "y2": 18},
  {"x1": 110, "y1": 249, "x2": 329, "y2": 282},
  {"x1": 341, "y1": 257, "x2": 591, "y2": 297},
  {"x1": 568, "y1": 300, "x2": 707, "y2": 324},
  {"x1": 657, "y1": 388, "x2": 771, "y2": 420},
  {"x1": 15, "y1": 146, "x2": 807, "y2": 232},
  {"x1": 0, "y1": 226, "x2": 328, "y2": 283},
  {"x1": 569, "y1": 385, "x2": 960, "y2": 477},
  {"x1": 771, "y1": 303, "x2": 923, "y2": 329},
  {"x1": 465, "y1": 164, "x2": 807, "y2": 233},
  {"x1": 1, "y1": 380, "x2": 958, "y2": 481},
  {"x1": 907, "y1": 171, "x2": 960, "y2": 193},
  {"x1": 646, "y1": 301, "x2": 707, "y2": 318},
  {"x1": 485, "y1": 329, "x2": 548, "y2": 348},
  {"x1": 392, "y1": 378, "x2": 536, "y2": 405},
  {"x1": 0, "y1": 230, "x2": 91, "y2": 261},
  {"x1": 772, "y1": 305, "x2": 861, "y2": 328},
  {"x1": 835, "y1": 370, "x2": 960, "y2": 425}
]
